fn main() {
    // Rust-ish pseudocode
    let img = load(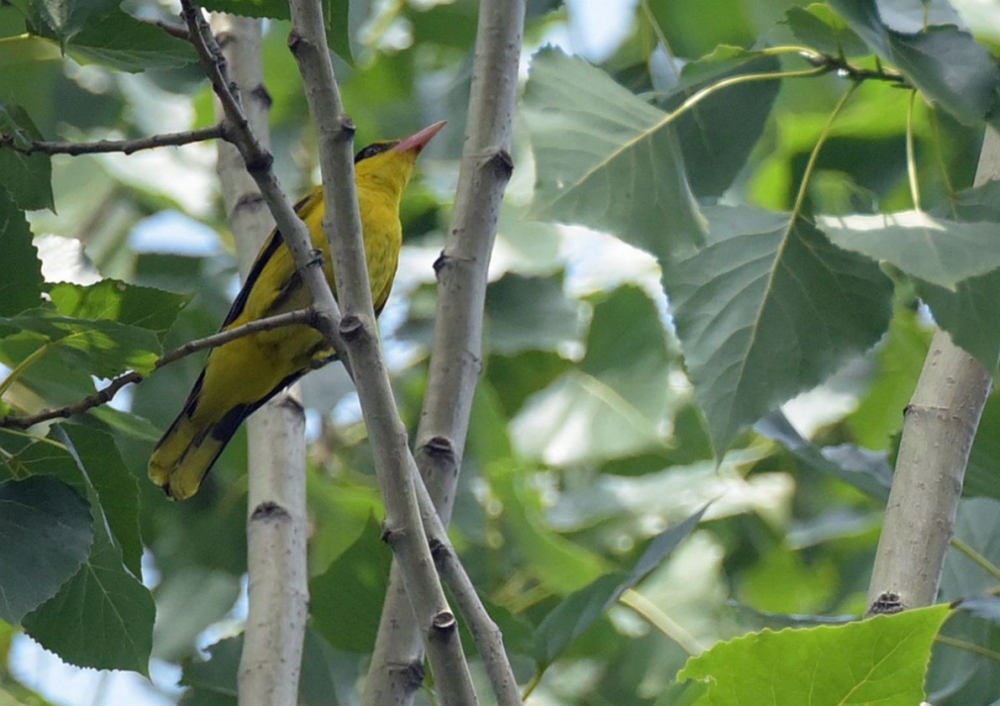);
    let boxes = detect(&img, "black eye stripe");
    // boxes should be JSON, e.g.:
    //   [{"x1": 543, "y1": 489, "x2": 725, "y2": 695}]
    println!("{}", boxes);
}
[{"x1": 354, "y1": 141, "x2": 398, "y2": 163}]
